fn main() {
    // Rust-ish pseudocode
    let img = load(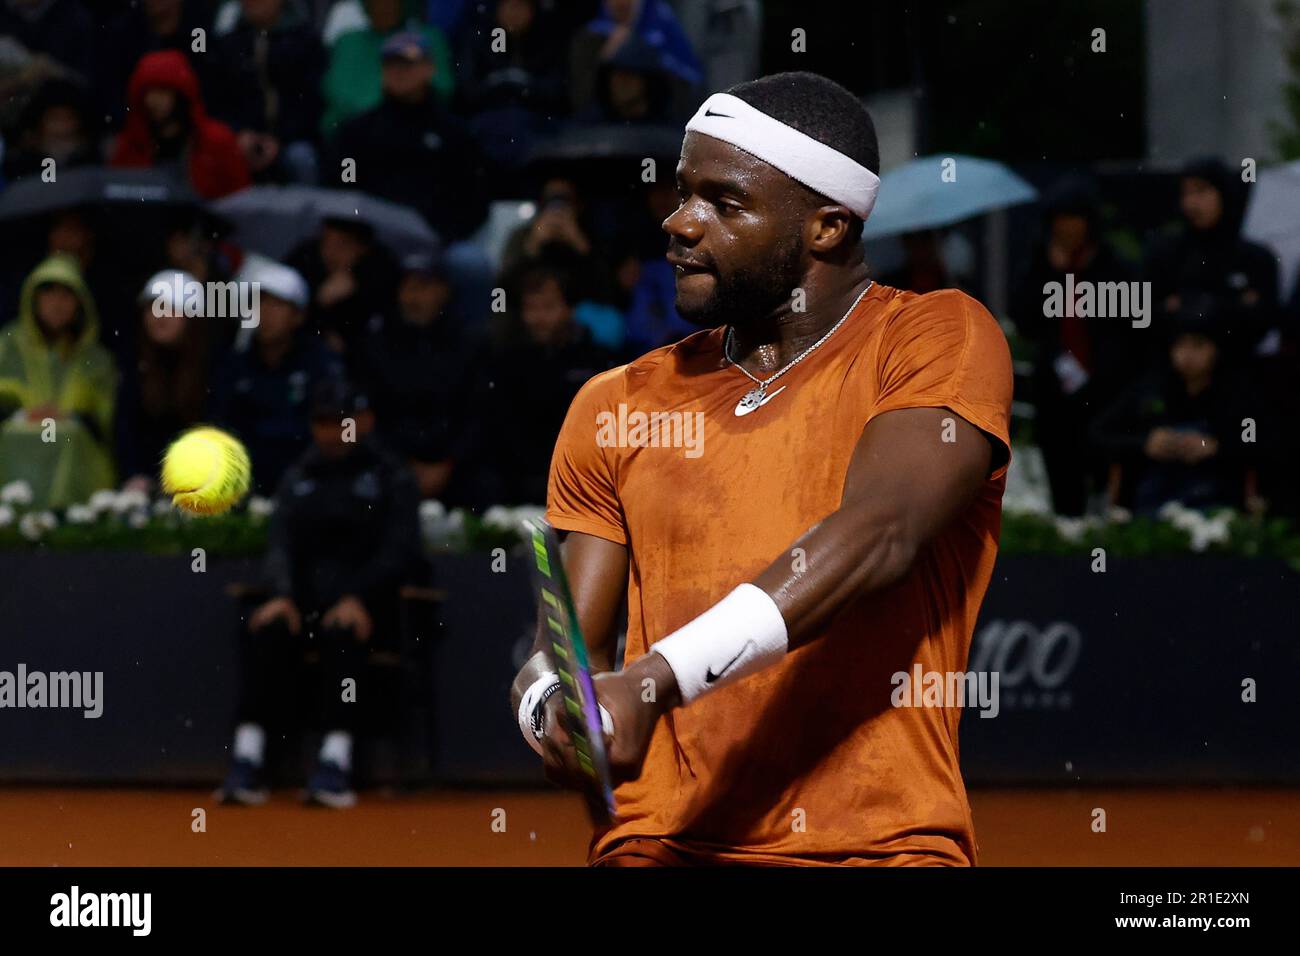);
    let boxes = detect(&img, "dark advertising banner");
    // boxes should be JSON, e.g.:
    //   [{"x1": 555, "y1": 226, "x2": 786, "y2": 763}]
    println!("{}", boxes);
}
[
  {"x1": 960, "y1": 557, "x2": 1300, "y2": 783},
  {"x1": 0, "y1": 552, "x2": 251, "y2": 782},
  {"x1": 0, "y1": 552, "x2": 1296, "y2": 785}
]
